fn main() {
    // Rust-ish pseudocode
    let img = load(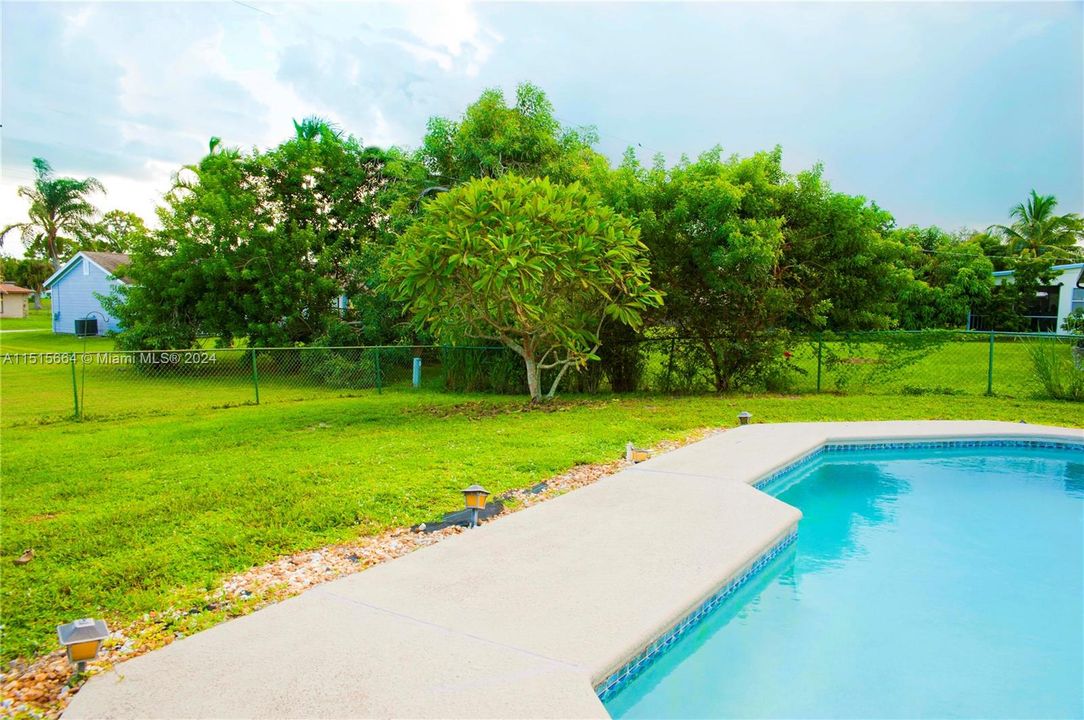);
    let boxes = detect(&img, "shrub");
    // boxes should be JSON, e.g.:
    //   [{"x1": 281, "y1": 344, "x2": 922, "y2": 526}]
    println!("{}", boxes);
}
[{"x1": 1026, "y1": 338, "x2": 1084, "y2": 401}]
